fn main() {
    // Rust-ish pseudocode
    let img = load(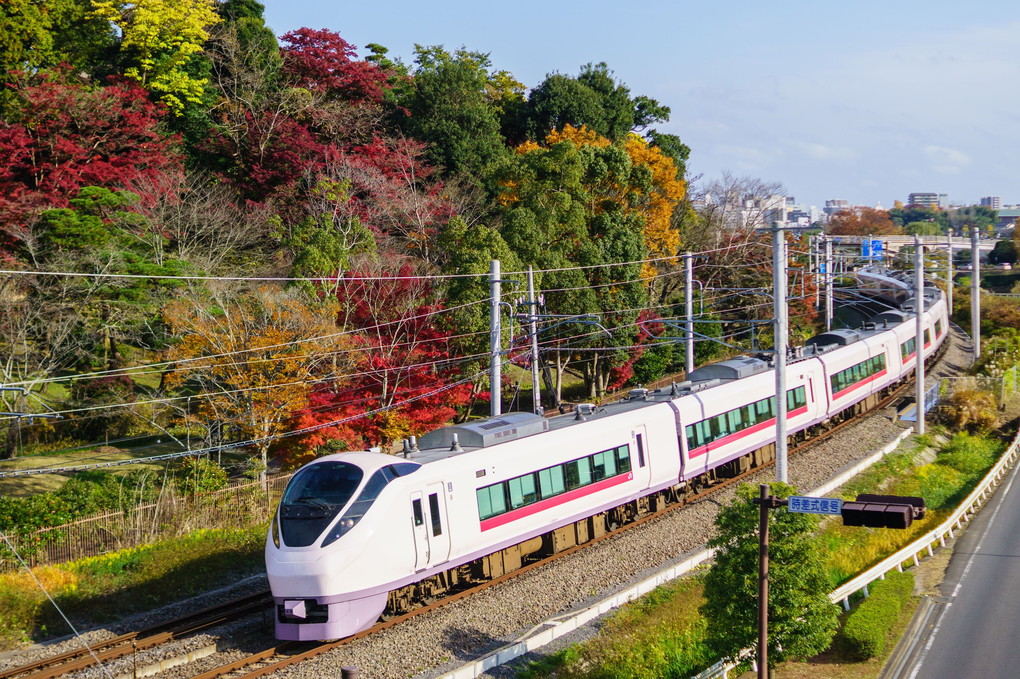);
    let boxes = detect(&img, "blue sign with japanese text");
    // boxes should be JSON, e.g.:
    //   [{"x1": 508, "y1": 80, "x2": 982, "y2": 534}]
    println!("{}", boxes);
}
[
  {"x1": 787, "y1": 495, "x2": 843, "y2": 515},
  {"x1": 861, "y1": 239, "x2": 883, "y2": 258}
]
